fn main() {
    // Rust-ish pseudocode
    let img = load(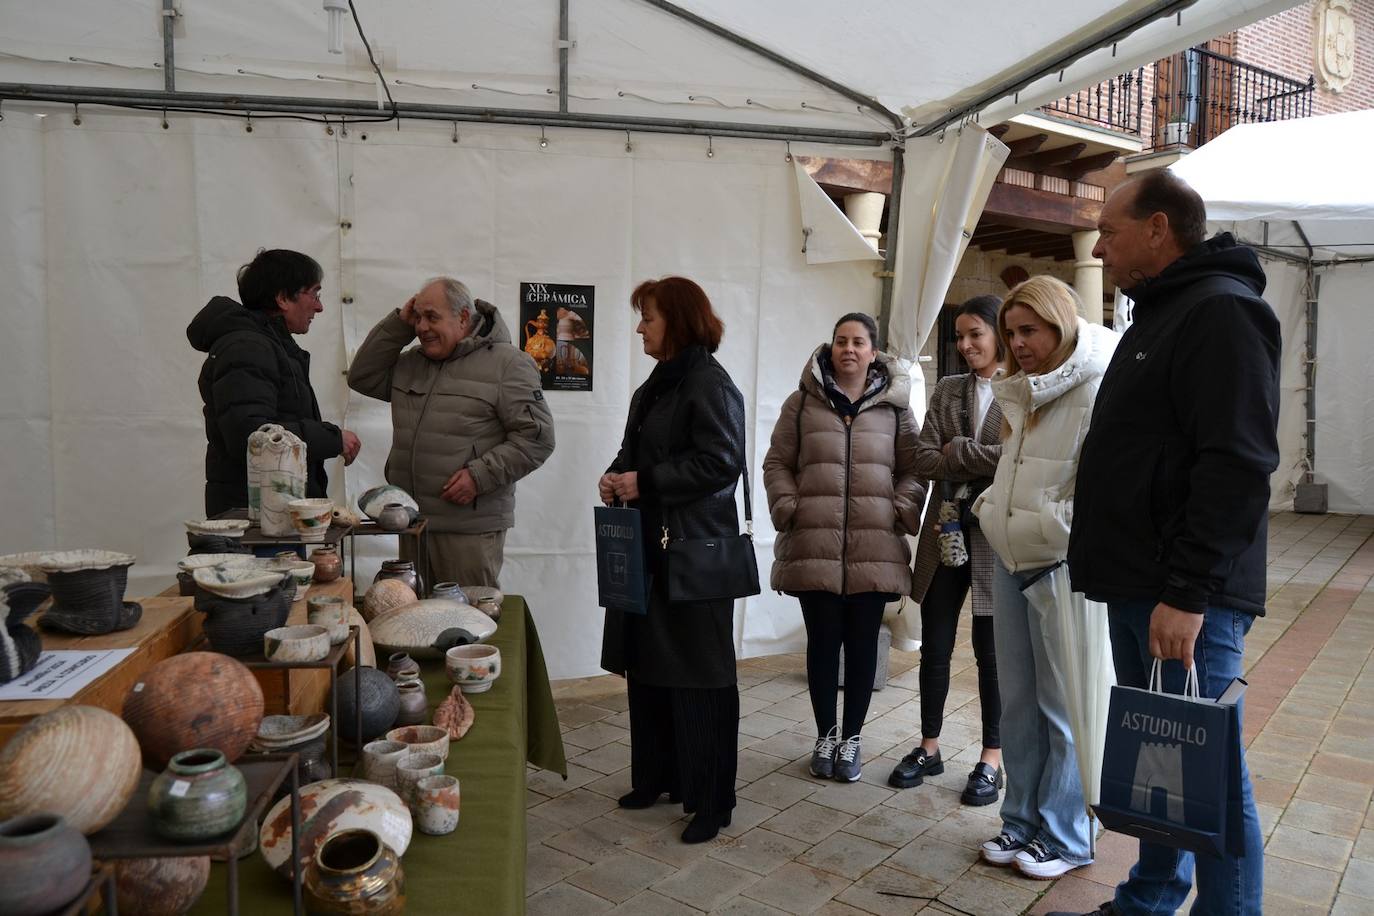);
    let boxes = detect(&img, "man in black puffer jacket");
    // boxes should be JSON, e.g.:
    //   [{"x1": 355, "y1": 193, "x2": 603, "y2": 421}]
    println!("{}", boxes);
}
[
  {"x1": 1060, "y1": 172, "x2": 1278, "y2": 916},
  {"x1": 188, "y1": 249, "x2": 361, "y2": 516}
]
